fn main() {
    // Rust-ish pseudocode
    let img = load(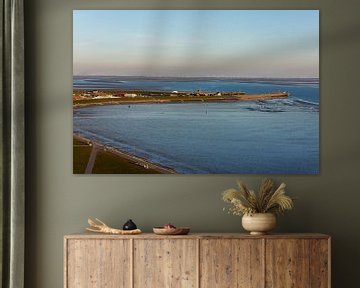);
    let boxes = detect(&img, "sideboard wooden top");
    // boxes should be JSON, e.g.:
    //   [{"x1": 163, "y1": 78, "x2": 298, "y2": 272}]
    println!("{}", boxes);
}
[{"x1": 65, "y1": 232, "x2": 330, "y2": 240}]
